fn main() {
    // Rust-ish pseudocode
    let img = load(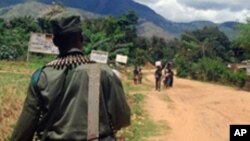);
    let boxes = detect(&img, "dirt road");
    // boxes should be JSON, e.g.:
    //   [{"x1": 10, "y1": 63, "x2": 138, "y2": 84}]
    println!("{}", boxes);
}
[{"x1": 142, "y1": 70, "x2": 250, "y2": 141}]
